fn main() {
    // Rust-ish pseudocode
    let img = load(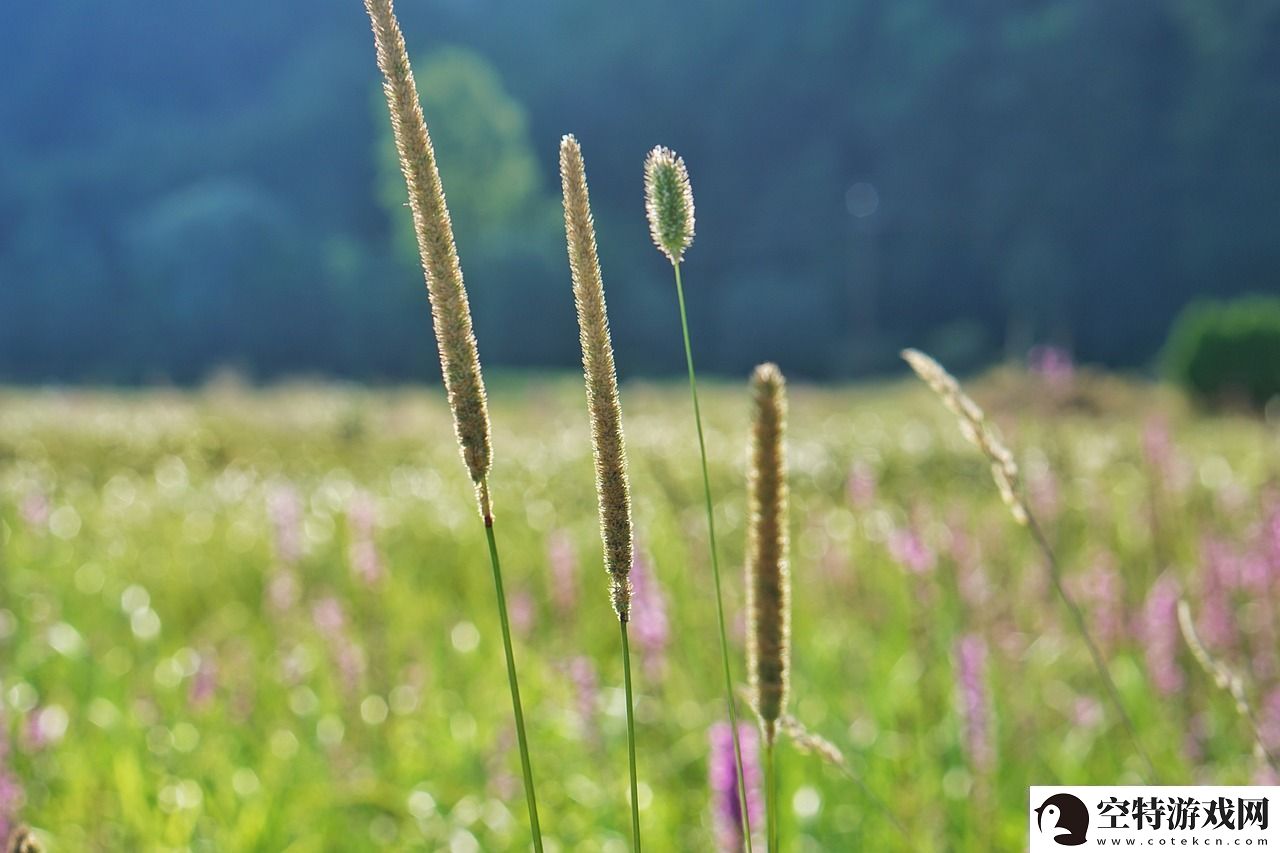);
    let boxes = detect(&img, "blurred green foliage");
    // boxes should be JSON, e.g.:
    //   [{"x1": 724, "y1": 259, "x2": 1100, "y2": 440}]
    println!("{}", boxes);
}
[
  {"x1": 1163, "y1": 296, "x2": 1280, "y2": 410},
  {"x1": 1, "y1": 379, "x2": 1277, "y2": 848},
  {"x1": 1, "y1": 0, "x2": 1279, "y2": 382}
]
